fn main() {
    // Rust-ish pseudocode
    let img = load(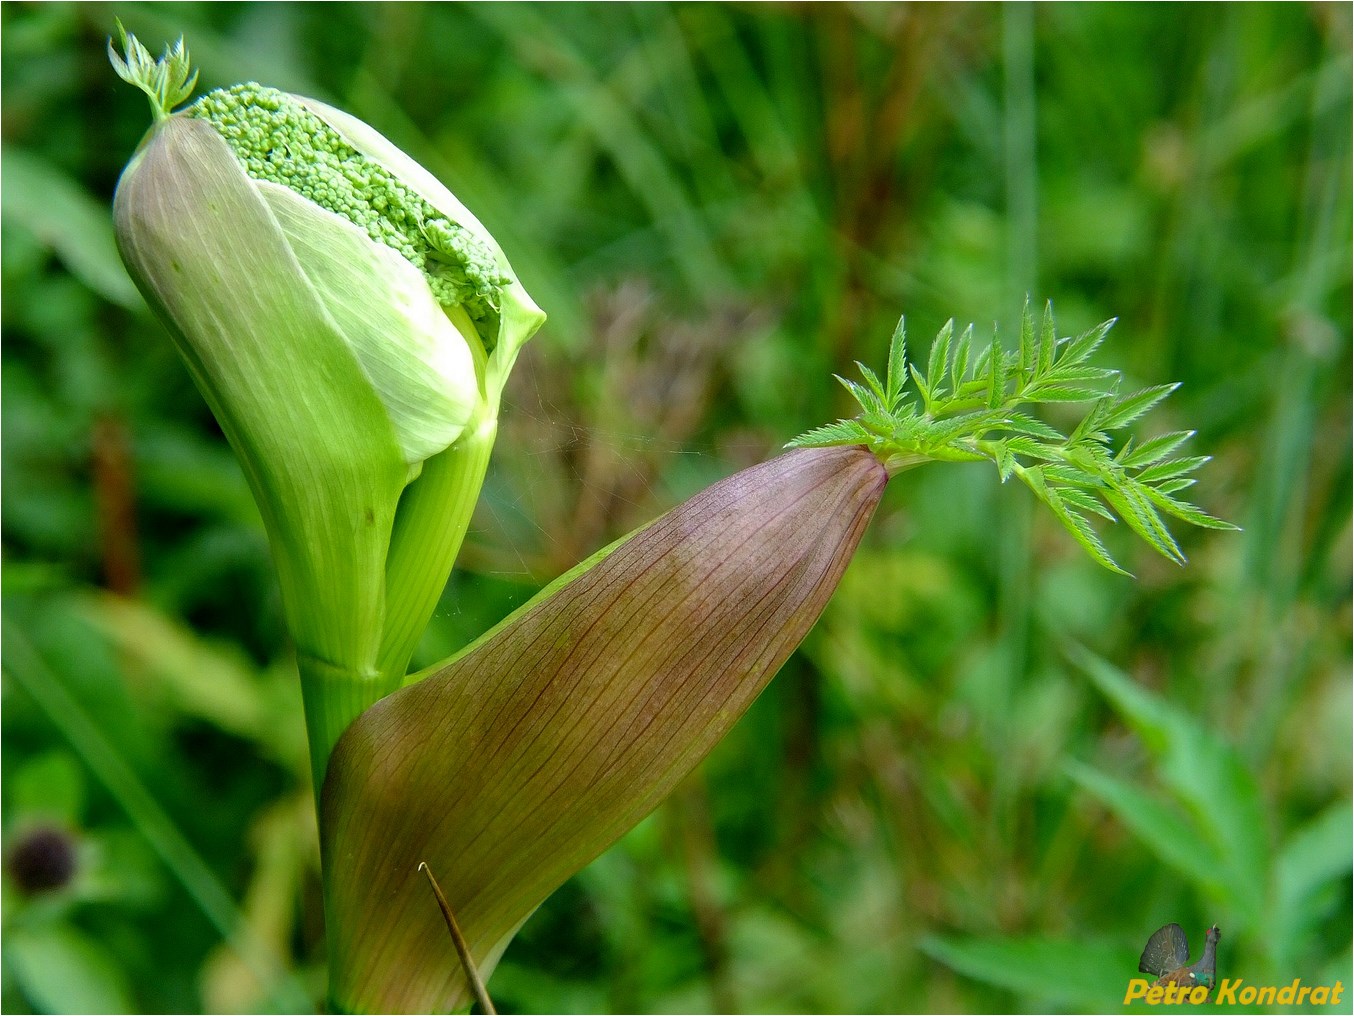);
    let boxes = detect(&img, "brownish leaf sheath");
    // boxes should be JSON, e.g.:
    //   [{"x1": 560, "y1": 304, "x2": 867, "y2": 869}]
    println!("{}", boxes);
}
[{"x1": 321, "y1": 445, "x2": 886, "y2": 1013}]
